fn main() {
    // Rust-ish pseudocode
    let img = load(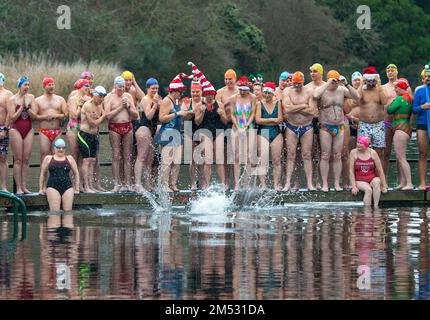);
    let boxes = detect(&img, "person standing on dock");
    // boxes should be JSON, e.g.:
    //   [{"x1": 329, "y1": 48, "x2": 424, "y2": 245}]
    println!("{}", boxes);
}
[
  {"x1": 256, "y1": 82, "x2": 283, "y2": 190},
  {"x1": 39, "y1": 139, "x2": 80, "y2": 211},
  {"x1": 105, "y1": 76, "x2": 139, "y2": 192},
  {"x1": 356, "y1": 67, "x2": 388, "y2": 162},
  {"x1": 0, "y1": 73, "x2": 12, "y2": 192},
  {"x1": 350, "y1": 135, "x2": 388, "y2": 208},
  {"x1": 382, "y1": 64, "x2": 413, "y2": 177},
  {"x1": 133, "y1": 78, "x2": 161, "y2": 193},
  {"x1": 78, "y1": 86, "x2": 107, "y2": 193},
  {"x1": 121, "y1": 71, "x2": 145, "y2": 107},
  {"x1": 342, "y1": 72, "x2": 362, "y2": 189},
  {"x1": 157, "y1": 73, "x2": 193, "y2": 192},
  {"x1": 275, "y1": 71, "x2": 292, "y2": 101},
  {"x1": 7, "y1": 76, "x2": 36, "y2": 194},
  {"x1": 387, "y1": 78, "x2": 414, "y2": 190},
  {"x1": 34, "y1": 77, "x2": 68, "y2": 164},
  {"x1": 68, "y1": 71, "x2": 94, "y2": 100},
  {"x1": 216, "y1": 69, "x2": 239, "y2": 190},
  {"x1": 283, "y1": 72, "x2": 318, "y2": 191},
  {"x1": 412, "y1": 62, "x2": 430, "y2": 190},
  {"x1": 314, "y1": 70, "x2": 360, "y2": 192},
  {"x1": 226, "y1": 76, "x2": 258, "y2": 191},
  {"x1": 306, "y1": 63, "x2": 326, "y2": 190}
]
